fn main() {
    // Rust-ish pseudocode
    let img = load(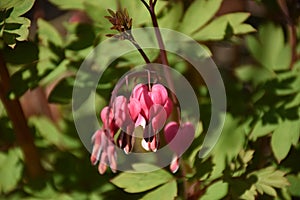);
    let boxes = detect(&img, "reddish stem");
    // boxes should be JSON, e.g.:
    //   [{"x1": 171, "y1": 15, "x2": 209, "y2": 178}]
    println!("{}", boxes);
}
[
  {"x1": 141, "y1": 0, "x2": 180, "y2": 123},
  {"x1": 0, "y1": 52, "x2": 44, "y2": 179}
]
